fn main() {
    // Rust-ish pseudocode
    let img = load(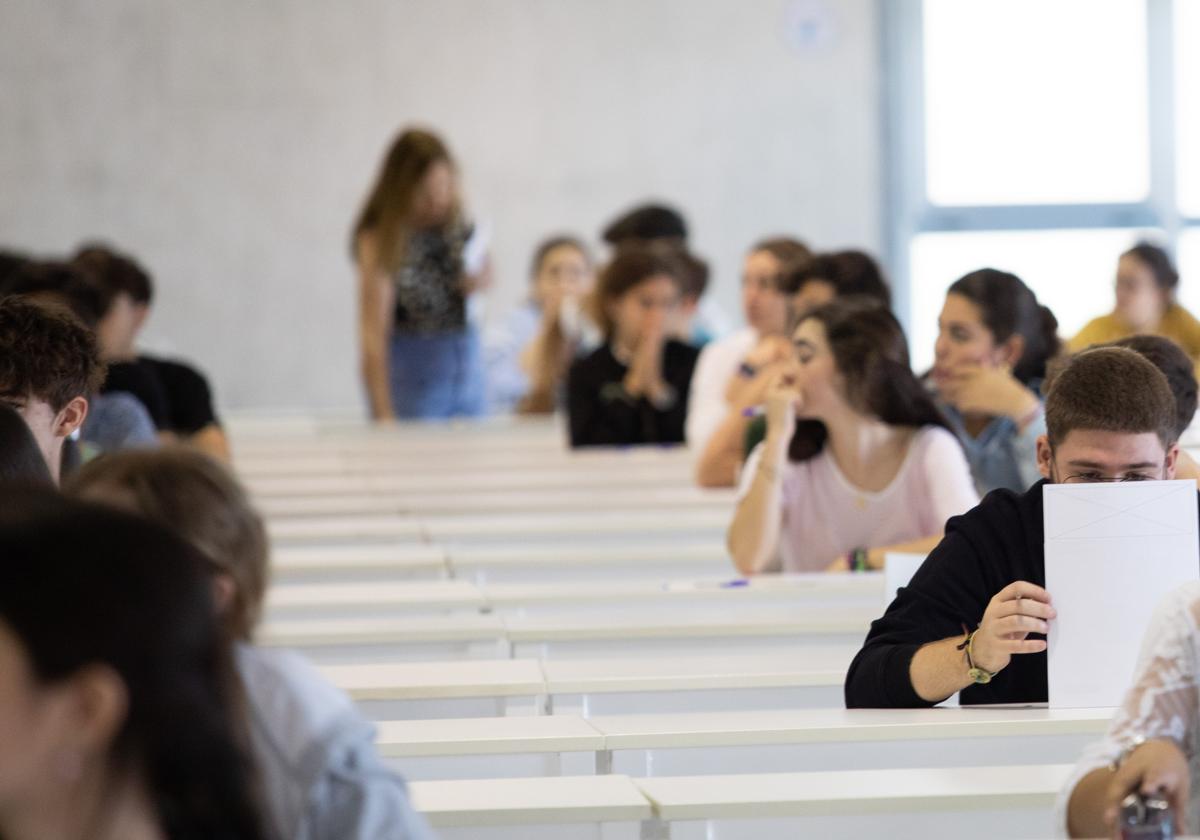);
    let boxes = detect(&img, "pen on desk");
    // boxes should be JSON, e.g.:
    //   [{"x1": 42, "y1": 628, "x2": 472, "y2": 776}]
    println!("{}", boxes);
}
[{"x1": 741, "y1": 406, "x2": 767, "y2": 418}]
